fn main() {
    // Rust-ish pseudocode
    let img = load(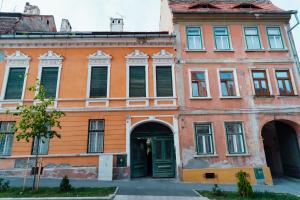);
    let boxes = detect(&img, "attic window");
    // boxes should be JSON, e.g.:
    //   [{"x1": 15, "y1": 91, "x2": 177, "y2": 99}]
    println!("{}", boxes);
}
[
  {"x1": 233, "y1": 3, "x2": 262, "y2": 9},
  {"x1": 189, "y1": 3, "x2": 220, "y2": 9}
]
